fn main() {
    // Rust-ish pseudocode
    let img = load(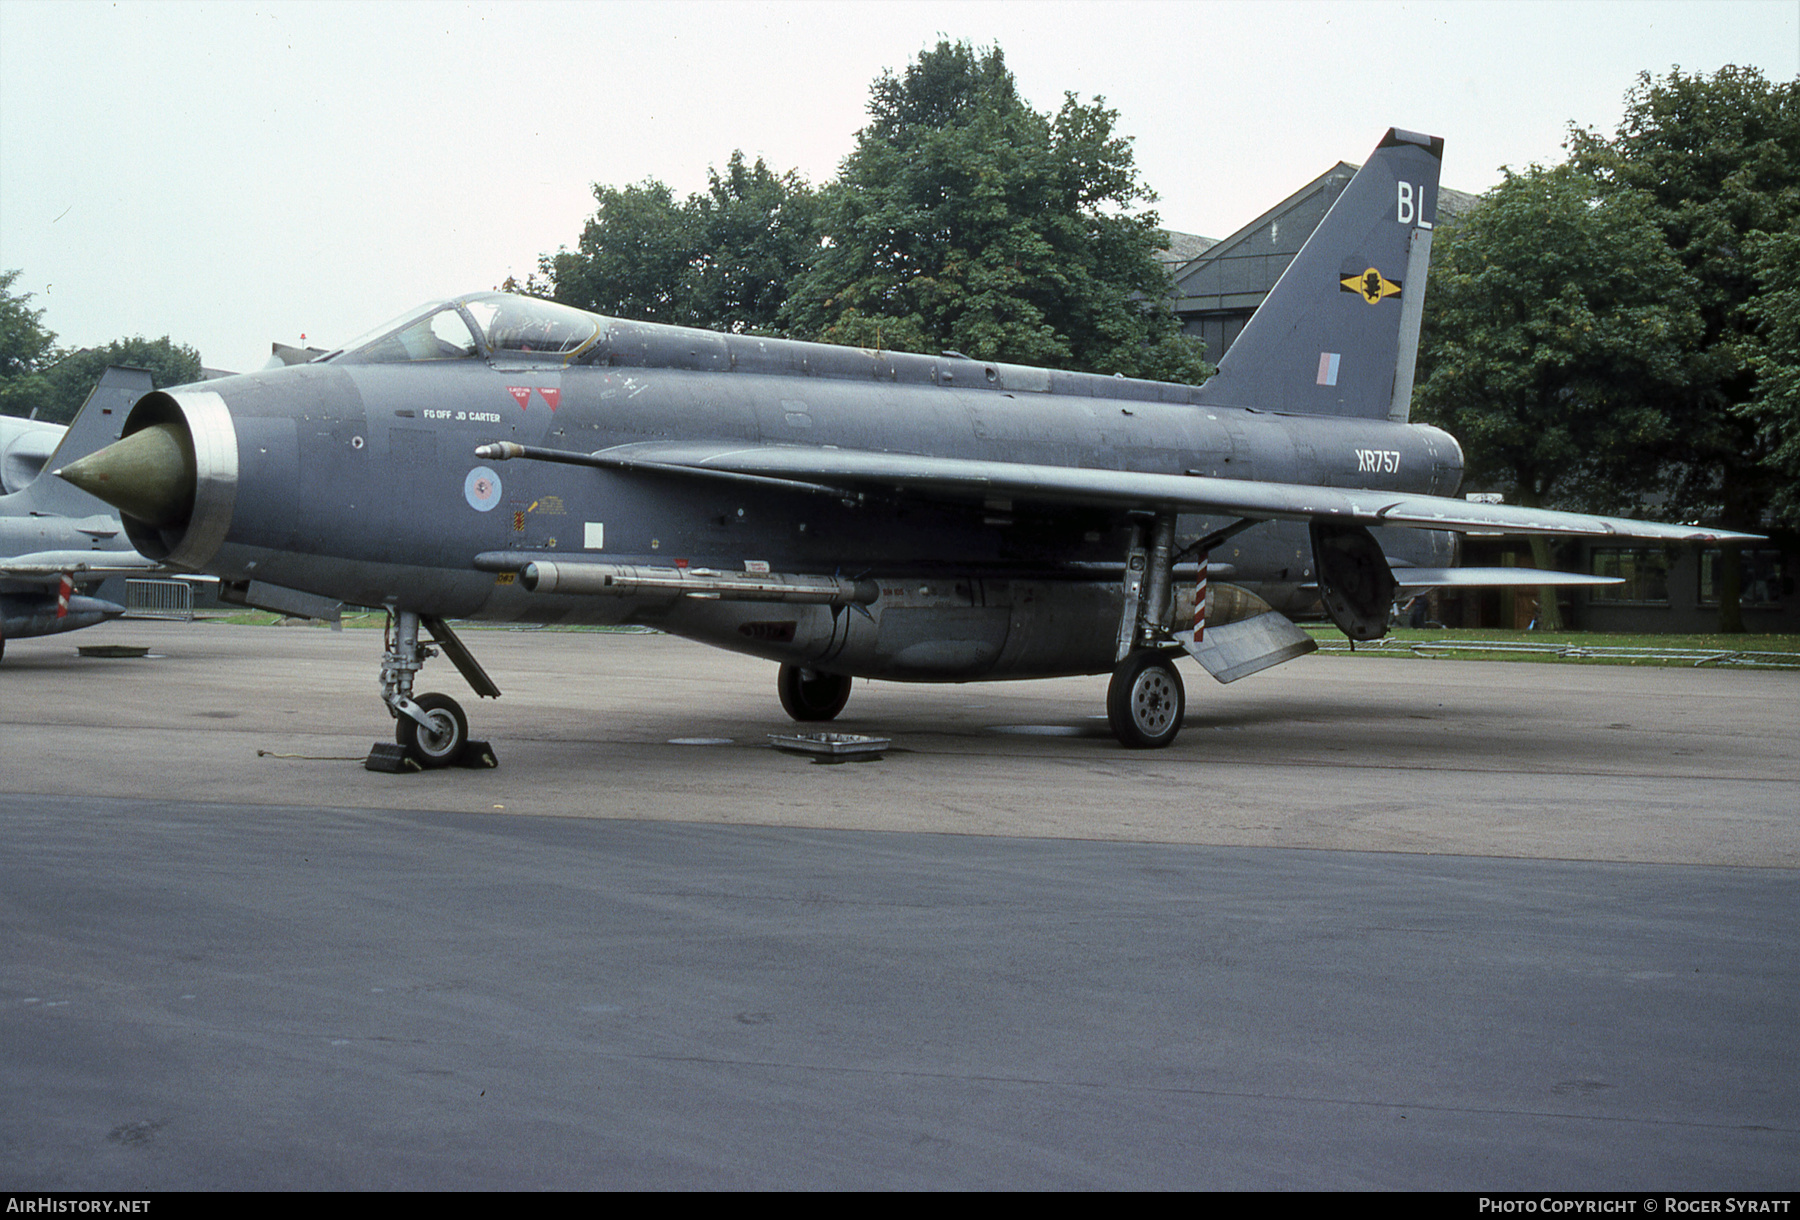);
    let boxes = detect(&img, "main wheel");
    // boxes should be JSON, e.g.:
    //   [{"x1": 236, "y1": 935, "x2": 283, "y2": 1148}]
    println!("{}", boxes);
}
[
  {"x1": 1107, "y1": 651, "x2": 1185, "y2": 749},
  {"x1": 777, "y1": 664, "x2": 853, "y2": 722},
  {"x1": 395, "y1": 692, "x2": 469, "y2": 768}
]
